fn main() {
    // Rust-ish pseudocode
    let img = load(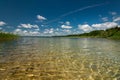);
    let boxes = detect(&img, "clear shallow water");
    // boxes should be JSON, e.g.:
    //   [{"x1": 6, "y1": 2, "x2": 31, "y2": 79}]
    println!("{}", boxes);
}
[{"x1": 0, "y1": 37, "x2": 120, "y2": 80}]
